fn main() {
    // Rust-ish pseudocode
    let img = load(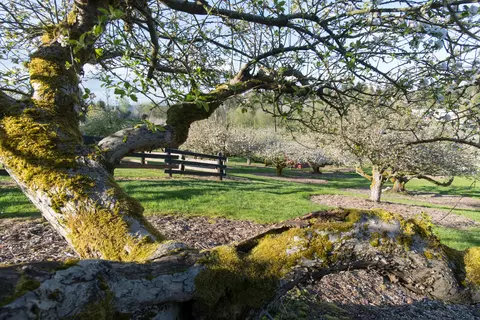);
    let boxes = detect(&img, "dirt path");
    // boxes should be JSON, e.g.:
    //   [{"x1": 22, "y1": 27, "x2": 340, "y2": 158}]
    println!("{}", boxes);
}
[
  {"x1": 311, "y1": 194, "x2": 480, "y2": 229},
  {"x1": 344, "y1": 187, "x2": 480, "y2": 211}
]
